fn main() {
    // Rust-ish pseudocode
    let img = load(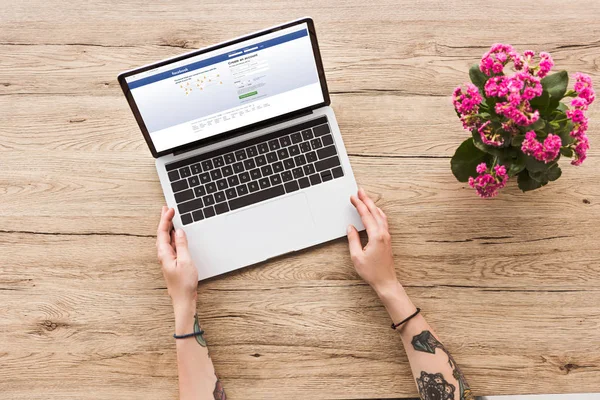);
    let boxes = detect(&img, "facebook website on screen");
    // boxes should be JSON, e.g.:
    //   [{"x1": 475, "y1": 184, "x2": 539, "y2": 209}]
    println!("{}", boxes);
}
[{"x1": 126, "y1": 23, "x2": 324, "y2": 153}]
